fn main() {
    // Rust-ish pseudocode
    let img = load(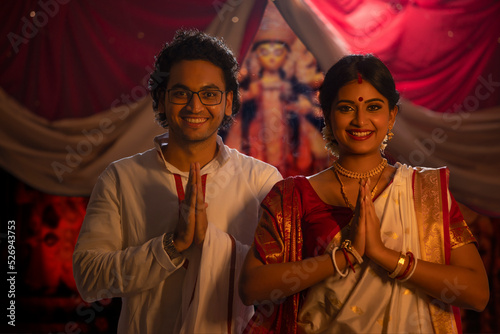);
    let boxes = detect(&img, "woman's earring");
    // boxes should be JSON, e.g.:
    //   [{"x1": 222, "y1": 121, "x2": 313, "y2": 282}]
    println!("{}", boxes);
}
[
  {"x1": 387, "y1": 128, "x2": 394, "y2": 141},
  {"x1": 380, "y1": 127, "x2": 394, "y2": 152},
  {"x1": 322, "y1": 125, "x2": 339, "y2": 157}
]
